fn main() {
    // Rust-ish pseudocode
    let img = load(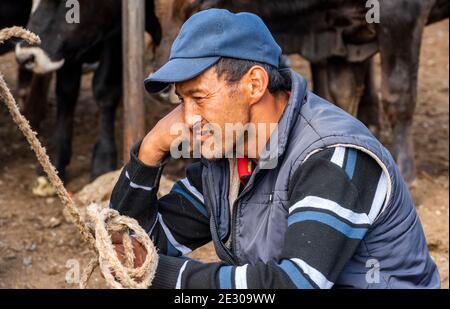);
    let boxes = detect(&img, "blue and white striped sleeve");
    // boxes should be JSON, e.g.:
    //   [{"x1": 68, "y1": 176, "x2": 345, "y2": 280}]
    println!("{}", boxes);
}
[{"x1": 109, "y1": 141, "x2": 211, "y2": 260}]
